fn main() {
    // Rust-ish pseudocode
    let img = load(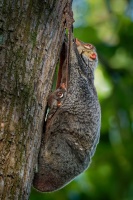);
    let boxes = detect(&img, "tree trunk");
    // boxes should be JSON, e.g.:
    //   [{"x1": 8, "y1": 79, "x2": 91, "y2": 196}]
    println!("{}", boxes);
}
[{"x1": 0, "y1": 0, "x2": 69, "y2": 199}]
